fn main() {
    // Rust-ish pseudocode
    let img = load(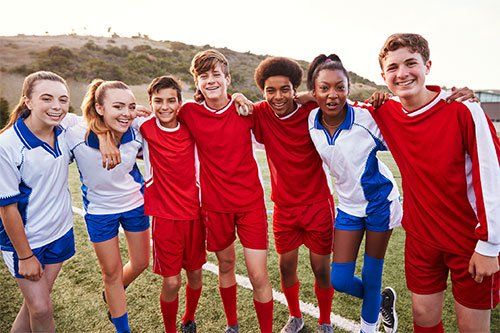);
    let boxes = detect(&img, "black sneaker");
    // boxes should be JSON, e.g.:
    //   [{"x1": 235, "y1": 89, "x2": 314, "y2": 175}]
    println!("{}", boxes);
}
[
  {"x1": 181, "y1": 320, "x2": 197, "y2": 333},
  {"x1": 380, "y1": 287, "x2": 398, "y2": 333}
]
